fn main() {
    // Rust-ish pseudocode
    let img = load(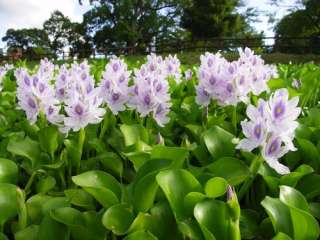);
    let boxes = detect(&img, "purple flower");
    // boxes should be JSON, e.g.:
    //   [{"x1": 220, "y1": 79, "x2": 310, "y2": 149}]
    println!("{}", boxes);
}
[
  {"x1": 15, "y1": 60, "x2": 59, "y2": 124},
  {"x1": 129, "y1": 55, "x2": 172, "y2": 126},
  {"x1": 262, "y1": 135, "x2": 290, "y2": 174},
  {"x1": 196, "y1": 48, "x2": 276, "y2": 108},
  {"x1": 184, "y1": 69, "x2": 193, "y2": 80},
  {"x1": 164, "y1": 54, "x2": 181, "y2": 82},
  {"x1": 99, "y1": 57, "x2": 130, "y2": 114},
  {"x1": 237, "y1": 88, "x2": 300, "y2": 175}
]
